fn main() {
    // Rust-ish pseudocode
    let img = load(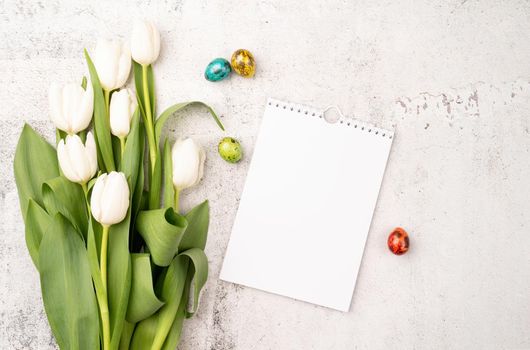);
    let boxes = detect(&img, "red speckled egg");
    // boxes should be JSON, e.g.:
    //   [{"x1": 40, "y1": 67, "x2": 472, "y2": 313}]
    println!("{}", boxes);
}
[{"x1": 387, "y1": 227, "x2": 409, "y2": 255}]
